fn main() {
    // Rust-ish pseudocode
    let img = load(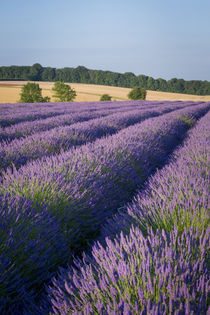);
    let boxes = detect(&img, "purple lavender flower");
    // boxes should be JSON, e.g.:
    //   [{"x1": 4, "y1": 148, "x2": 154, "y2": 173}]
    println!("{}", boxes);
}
[
  {"x1": 46, "y1": 108, "x2": 210, "y2": 314},
  {"x1": 47, "y1": 225, "x2": 209, "y2": 314},
  {"x1": 0, "y1": 100, "x2": 209, "y2": 313},
  {"x1": 0, "y1": 102, "x2": 193, "y2": 171}
]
